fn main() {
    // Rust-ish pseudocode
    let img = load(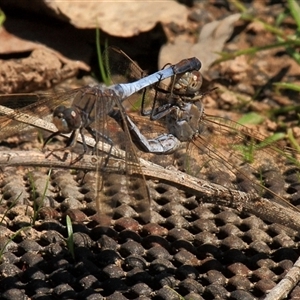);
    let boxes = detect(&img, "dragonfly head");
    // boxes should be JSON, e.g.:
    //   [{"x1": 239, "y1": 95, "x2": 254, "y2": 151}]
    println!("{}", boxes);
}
[
  {"x1": 173, "y1": 71, "x2": 203, "y2": 95},
  {"x1": 52, "y1": 106, "x2": 82, "y2": 133}
]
